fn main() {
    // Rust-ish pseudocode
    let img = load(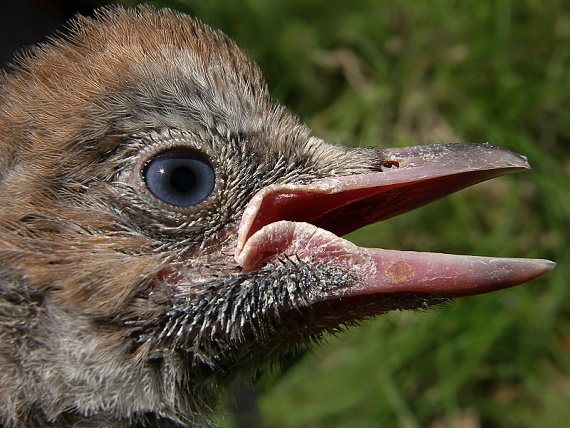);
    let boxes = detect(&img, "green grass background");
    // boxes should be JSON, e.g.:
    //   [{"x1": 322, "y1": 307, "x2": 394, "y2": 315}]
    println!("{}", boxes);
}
[{"x1": 103, "y1": 1, "x2": 568, "y2": 426}]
